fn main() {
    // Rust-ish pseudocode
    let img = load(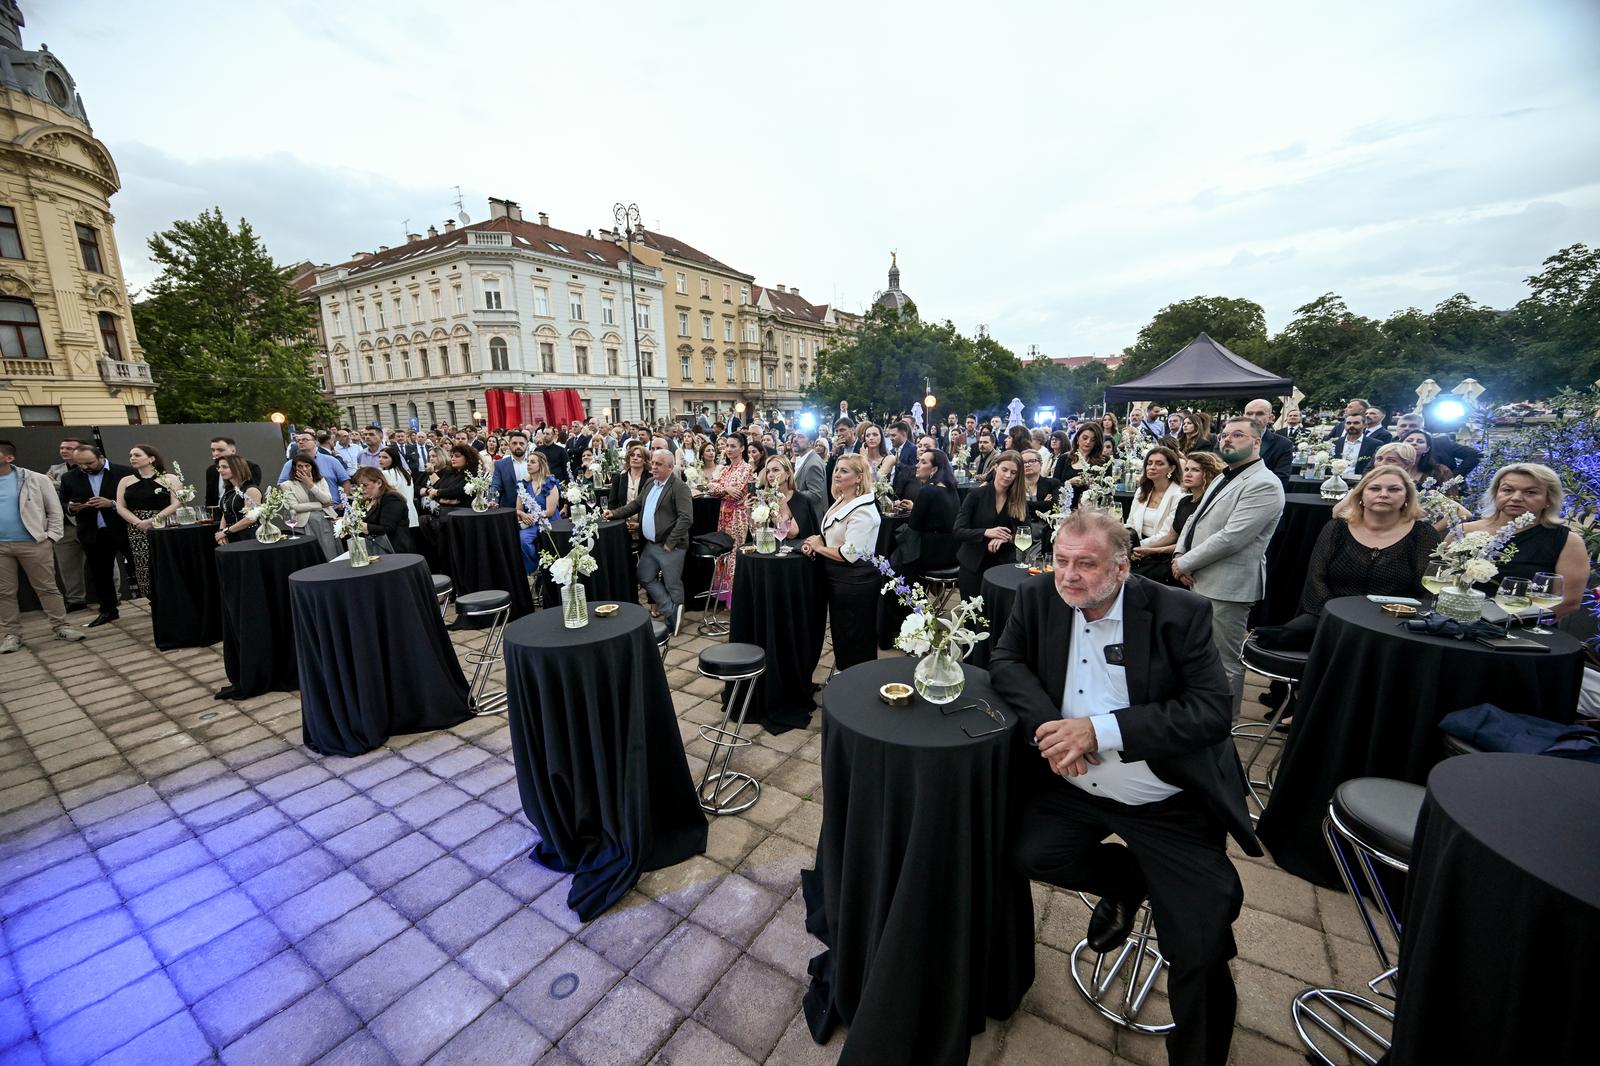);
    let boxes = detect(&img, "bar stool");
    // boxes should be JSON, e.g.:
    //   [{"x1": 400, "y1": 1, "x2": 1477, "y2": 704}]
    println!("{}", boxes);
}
[
  {"x1": 694, "y1": 643, "x2": 765, "y2": 815},
  {"x1": 651, "y1": 618, "x2": 671, "y2": 661},
  {"x1": 1292, "y1": 776, "x2": 1425, "y2": 1066},
  {"x1": 1070, "y1": 893, "x2": 1174, "y2": 1034},
  {"x1": 431, "y1": 575, "x2": 453, "y2": 619},
  {"x1": 695, "y1": 549, "x2": 735, "y2": 637},
  {"x1": 455, "y1": 590, "x2": 511, "y2": 715},
  {"x1": 1232, "y1": 635, "x2": 1307, "y2": 815},
  {"x1": 922, "y1": 567, "x2": 961, "y2": 614}
]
